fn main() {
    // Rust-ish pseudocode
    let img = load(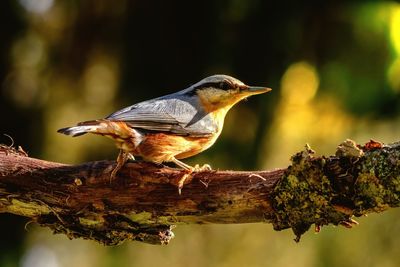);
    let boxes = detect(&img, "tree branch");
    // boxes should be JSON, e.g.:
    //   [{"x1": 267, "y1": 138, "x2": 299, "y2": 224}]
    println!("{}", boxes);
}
[{"x1": 0, "y1": 140, "x2": 399, "y2": 245}]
